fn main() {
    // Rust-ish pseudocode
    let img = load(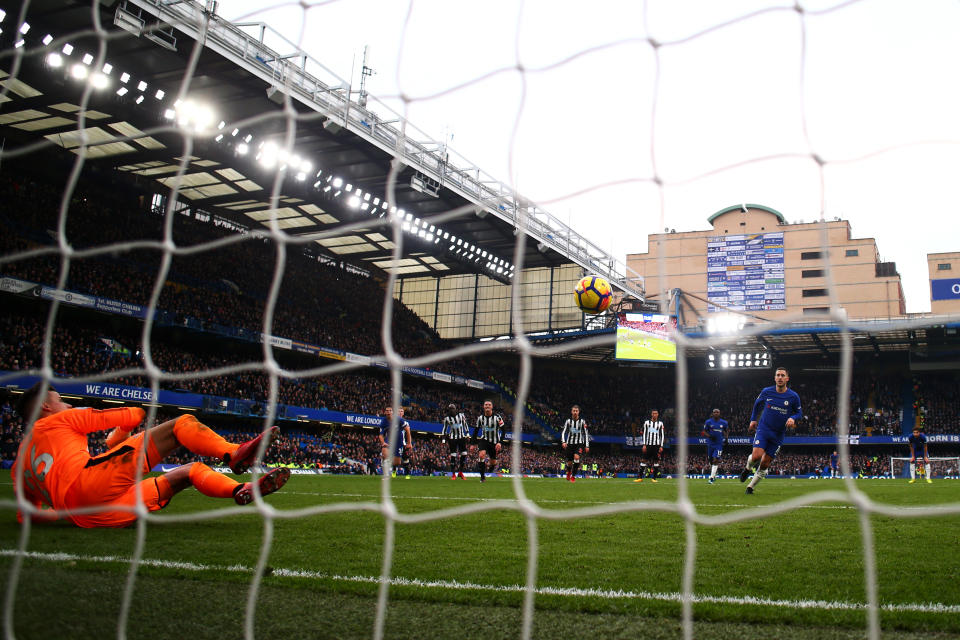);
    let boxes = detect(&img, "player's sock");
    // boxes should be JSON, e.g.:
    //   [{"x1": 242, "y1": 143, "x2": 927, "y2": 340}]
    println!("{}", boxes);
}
[
  {"x1": 478, "y1": 462, "x2": 485, "y2": 479},
  {"x1": 174, "y1": 415, "x2": 238, "y2": 460},
  {"x1": 745, "y1": 455, "x2": 758, "y2": 471},
  {"x1": 747, "y1": 467, "x2": 768, "y2": 490},
  {"x1": 710, "y1": 464, "x2": 718, "y2": 480},
  {"x1": 910, "y1": 463, "x2": 916, "y2": 480},
  {"x1": 189, "y1": 462, "x2": 239, "y2": 498}
]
